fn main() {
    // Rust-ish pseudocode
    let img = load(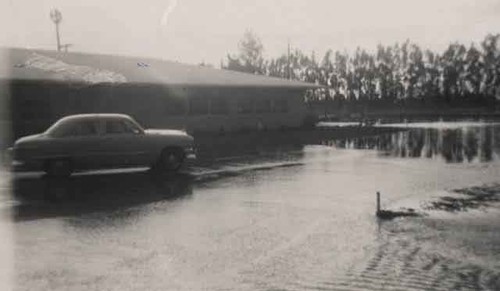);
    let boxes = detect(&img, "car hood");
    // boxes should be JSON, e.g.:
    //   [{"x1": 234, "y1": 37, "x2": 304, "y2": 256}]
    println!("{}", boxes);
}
[
  {"x1": 15, "y1": 133, "x2": 45, "y2": 146},
  {"x1": 144, "y1": 129, "x2": 190, "y2": 137}
]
